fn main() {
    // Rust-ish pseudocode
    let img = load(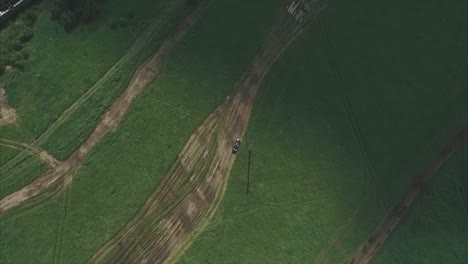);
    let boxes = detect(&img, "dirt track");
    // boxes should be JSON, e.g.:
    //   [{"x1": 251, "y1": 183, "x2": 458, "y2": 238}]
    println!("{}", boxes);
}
[
  {"x1": 0, "y1": 4, "x2": 205, "y2": 215},
  {"x1": 349, "y1": 120, "x2": 468, "y2": 264},
  {"x1": 0, "y1": 138, "x2": 59, "y2": 168},
  {"x1": 90, "y1": 2, "x2": 328, "y2": 263}
]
